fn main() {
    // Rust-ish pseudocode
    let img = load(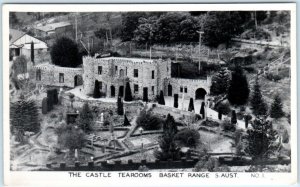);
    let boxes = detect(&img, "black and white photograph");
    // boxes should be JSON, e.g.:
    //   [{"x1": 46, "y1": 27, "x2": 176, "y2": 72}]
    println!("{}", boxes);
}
[{"x1": 3, "y1": 3, "x2": 297, "y2": 186}]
